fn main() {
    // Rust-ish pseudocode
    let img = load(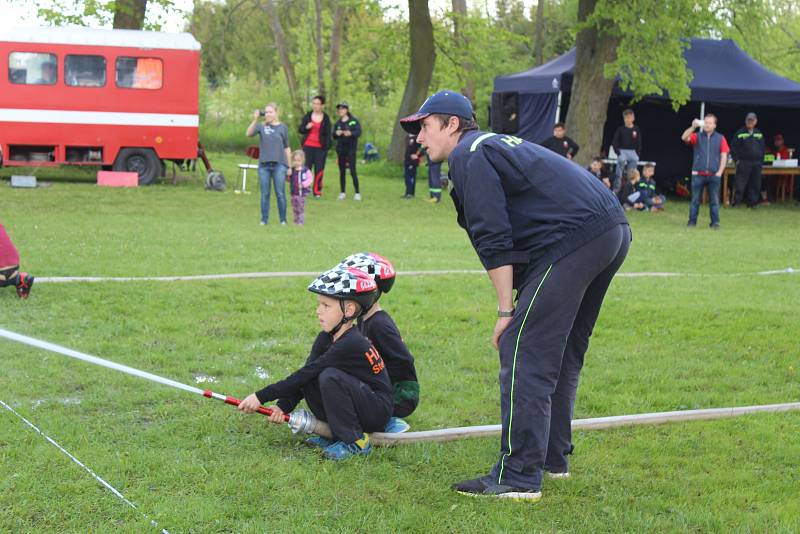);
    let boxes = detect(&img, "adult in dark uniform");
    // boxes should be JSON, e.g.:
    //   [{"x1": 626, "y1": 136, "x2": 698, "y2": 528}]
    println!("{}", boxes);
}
[
  {"x1": 730, "y1": 112, "x2": 766, "y2": 208},
  {"x1": 401, "y1": 91, "x2": 630, "y2": 501}
]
